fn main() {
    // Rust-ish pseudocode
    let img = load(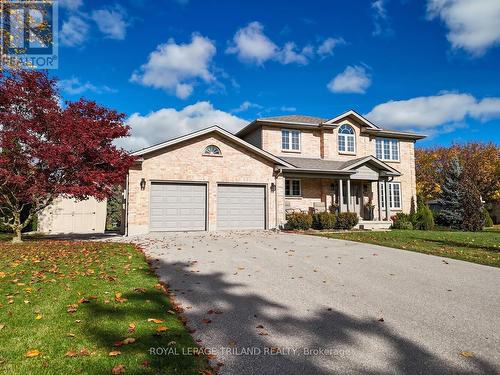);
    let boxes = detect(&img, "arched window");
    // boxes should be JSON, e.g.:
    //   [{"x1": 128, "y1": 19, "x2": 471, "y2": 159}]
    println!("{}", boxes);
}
[
  {"x1": 203, "y1": 145, "x2": 221, "y2": 156},
  {"x1": 338, "y1": 124, "x2": 355, "y2": 153}
]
